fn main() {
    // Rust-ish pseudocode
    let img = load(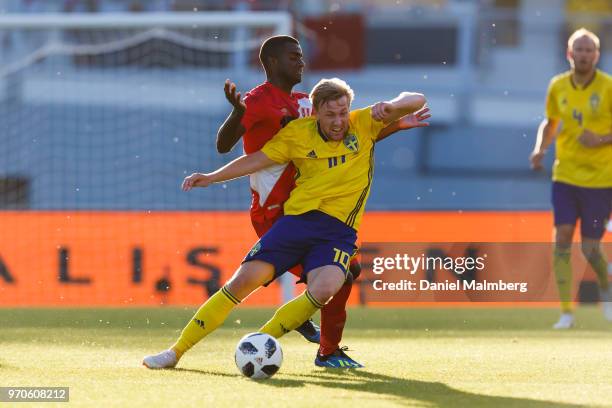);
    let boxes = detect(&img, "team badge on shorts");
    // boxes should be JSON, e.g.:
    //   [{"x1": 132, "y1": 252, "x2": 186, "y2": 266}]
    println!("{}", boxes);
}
[
  {"x1": 344, "y1": 134, "x2": 359, "y2": 152},
  {"x1": 249, "y1": 241, "x2": 262, "y2": 257}
]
